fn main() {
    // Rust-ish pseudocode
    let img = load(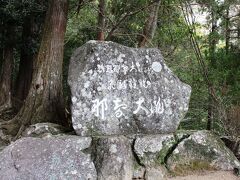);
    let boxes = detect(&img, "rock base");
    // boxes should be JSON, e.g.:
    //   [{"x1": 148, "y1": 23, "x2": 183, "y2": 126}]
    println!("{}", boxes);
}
[{"x1": 0, "y1": 130, "x2": 239, "y2": 179}]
